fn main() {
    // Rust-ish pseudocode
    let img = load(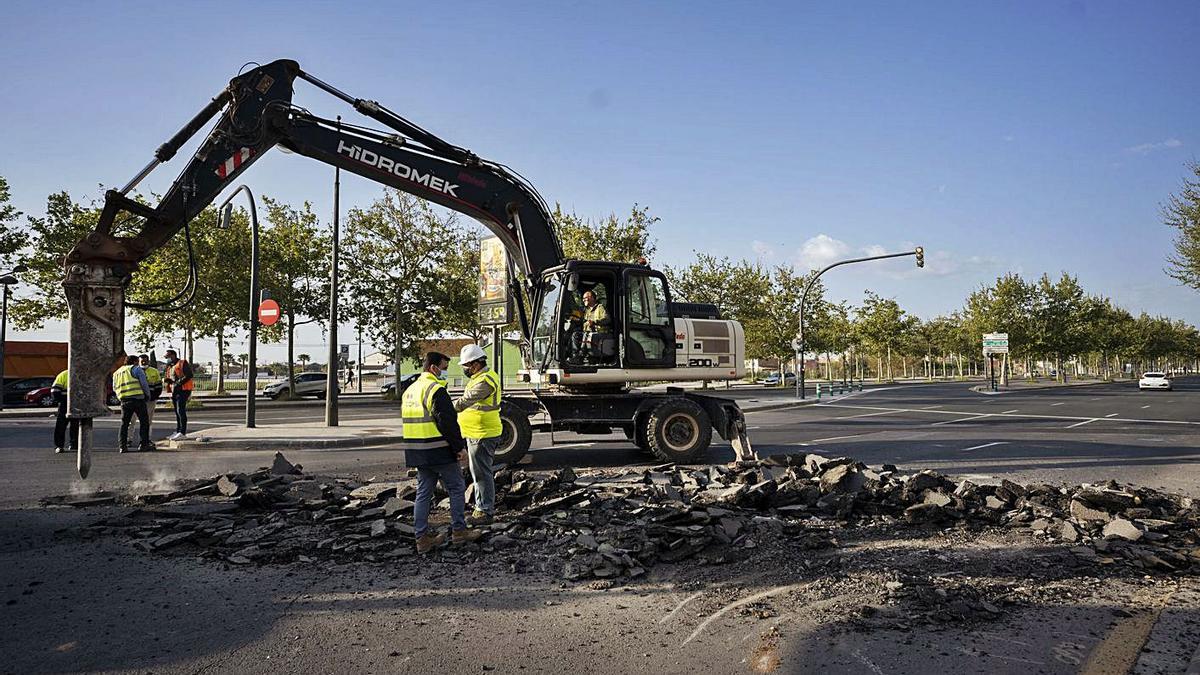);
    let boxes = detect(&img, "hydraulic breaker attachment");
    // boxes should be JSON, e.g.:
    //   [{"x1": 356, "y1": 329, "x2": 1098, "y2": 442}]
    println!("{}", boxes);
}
[
  {"x1": 63, "y1": 262, "x2": 126, "y2": 479},
  {"x1": 726, "y1": 405, "x2": 756, "y2": 463}
]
